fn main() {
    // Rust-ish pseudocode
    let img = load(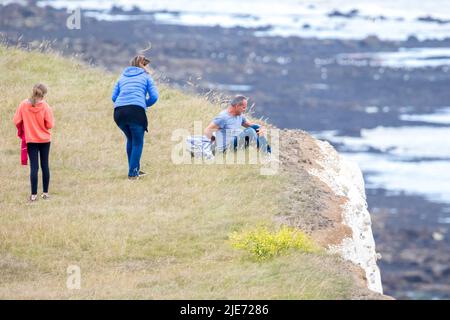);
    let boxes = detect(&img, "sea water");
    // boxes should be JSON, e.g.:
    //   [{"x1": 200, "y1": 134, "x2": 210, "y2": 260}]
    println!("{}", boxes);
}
[{"x1": 21, "y1": 0, "x2": 450, "y2": 41}]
